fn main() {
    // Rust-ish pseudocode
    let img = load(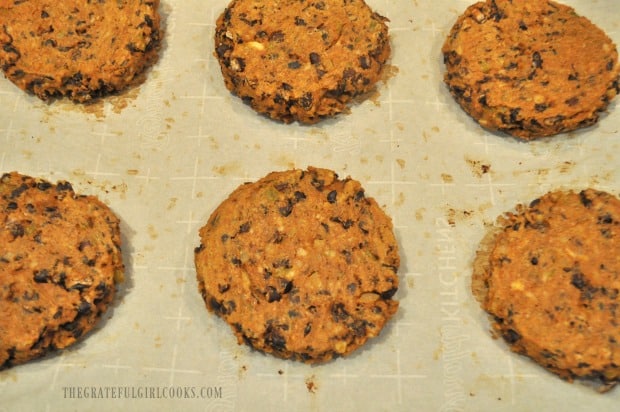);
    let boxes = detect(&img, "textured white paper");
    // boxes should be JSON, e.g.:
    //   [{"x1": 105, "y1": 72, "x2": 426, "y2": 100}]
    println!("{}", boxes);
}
[{"x1": 1, "y1": 1, "x2": 619, "y2": 411}]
